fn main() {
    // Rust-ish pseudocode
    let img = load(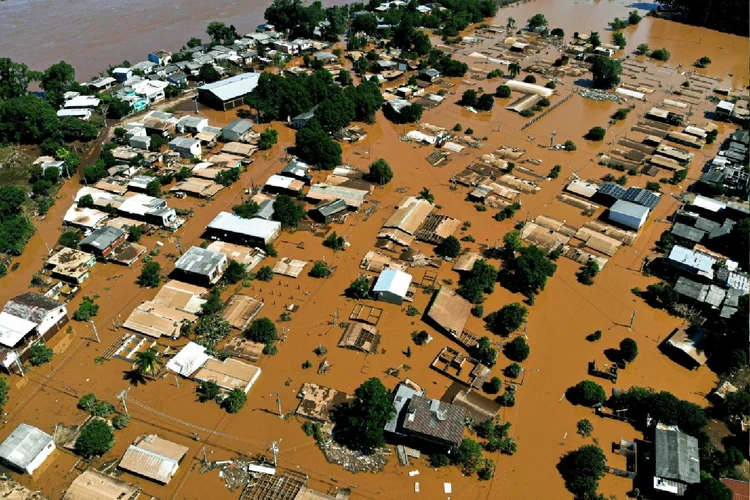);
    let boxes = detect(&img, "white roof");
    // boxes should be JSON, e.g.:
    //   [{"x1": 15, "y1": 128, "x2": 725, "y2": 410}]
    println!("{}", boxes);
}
[
  {"x1": 505, "y1": 80, "x2": 554, "y2": 97},
  {"x1": 610, "y1": 199, "x2": 649, "y2": 219},
  {"x1": 119, "y1": 194, "x2": 162, "y2": 216},
  {"x1": 265, "y1": 174, "x2": 296, "y2": 189},
  {"x1": 64, "y1": 205, "x2": 108, "y2": 228},
  {"x1": 0, "y1": 424, "x2": 54, "y2": 470},
  {"x1": 112, "y1": 67, "x2": 132, "y2": 74},
  {"x1": 567, "y1": 179, "x2": 599, "y2": 198},
  {"x1": 166, "y1": 342, "x2": 210, "y2": 377},
  {"x1": 616, "y1": 88, "x2": 645, "y2": 100},
  {"x1": 198, "y1": 72, "x2": 261, "y2": 102},
  {"x1": 691, "y1": 195, "x2": 726, "y2": 213},
  {"x1": 64, "y1": 95, "x2": 101, "y2": 108},
  {"x1": 717, "y1": 100, "x2": 735, "y2": 112},
  {"x1": 0, "y1": 311, "x2": 37, "y2": 348},
  {"x1": 373, "y1": 270, "x2": 412, "y2": 298},
  {"x1": 668, "y1": 245, "x2": 716, "y2": 274},
  {"x1": 208, "y1": 211, "x2": 281, "y2": 239},
  {"x1": 57, "y1": 108, "x2": 92, "y2": 118}
]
